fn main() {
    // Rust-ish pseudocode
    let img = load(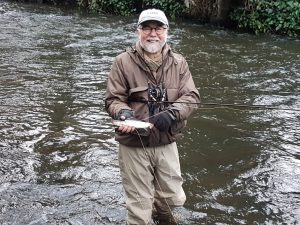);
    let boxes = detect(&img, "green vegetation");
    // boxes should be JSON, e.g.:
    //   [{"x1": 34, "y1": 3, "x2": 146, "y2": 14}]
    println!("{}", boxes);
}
[
  {"x1": 143, "y1": 0, "x2": 186, "y2": 19},
  {"x1": 12, "y1": 0, "x2": 300, "y2": 36},
  {"x1": 230, "y1": 0, "x2": 300, "y2": 36},
  {"x1": 77, "y1": 0, "x2": 135, "y2": 16},
  {"x1": 77, "y1": 0, "x2": 186, "y2": 17}
]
